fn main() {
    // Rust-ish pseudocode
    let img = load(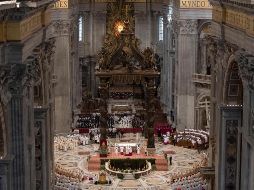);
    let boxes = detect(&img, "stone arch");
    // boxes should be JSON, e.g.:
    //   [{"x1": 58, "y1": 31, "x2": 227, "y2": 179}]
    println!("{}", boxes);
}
[
  {"x1": 0, "y1": 100, "x2": 6, "y2": 157},
  {"x1": 195, "y1": 93, "x2": 211, "y2": 130},
  {"x1": 223, "y1": 55, "x2": 243, "y2": 105},
  {"x1": 198, "y1": 21, "x2": 212, "y2": 74},
  {"x1": 198, "y1": 21, "x2": 212, "y2": 39}
]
